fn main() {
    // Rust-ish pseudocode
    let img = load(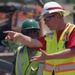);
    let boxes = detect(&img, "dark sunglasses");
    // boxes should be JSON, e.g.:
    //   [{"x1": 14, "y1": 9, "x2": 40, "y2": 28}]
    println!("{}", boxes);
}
[
  {"x1": 21, "y1": 29, "x2": 39, "y2": 35},
  {"x1": 44, "y1": 15, "x2": 55, "y2": 22}
]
